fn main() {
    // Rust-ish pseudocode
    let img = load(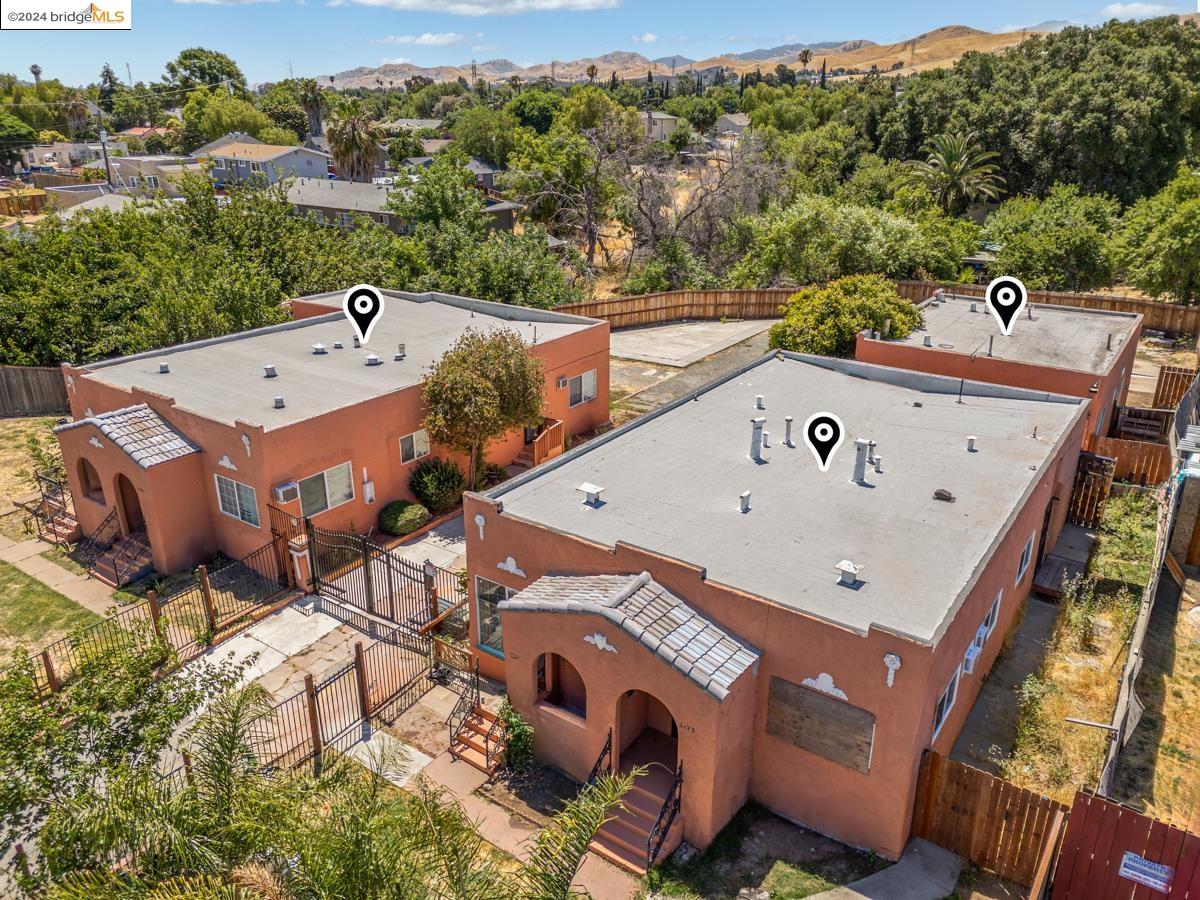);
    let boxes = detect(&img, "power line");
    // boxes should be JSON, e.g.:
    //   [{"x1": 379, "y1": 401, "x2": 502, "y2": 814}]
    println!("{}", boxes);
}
[{"x1": 0, "y1": 77, "x2": 242, "y2": 108}]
